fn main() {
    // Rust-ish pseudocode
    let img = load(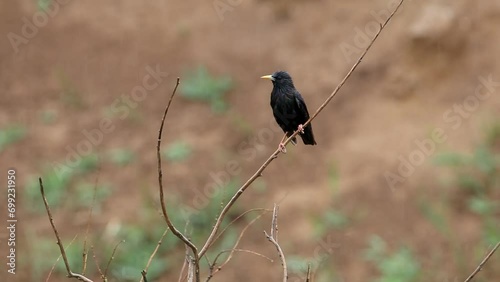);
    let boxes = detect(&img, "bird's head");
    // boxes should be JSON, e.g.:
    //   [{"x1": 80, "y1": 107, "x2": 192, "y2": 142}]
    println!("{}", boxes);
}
[{"x1": 261, "y1": 71, "x2": 294, "y2": 88}]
